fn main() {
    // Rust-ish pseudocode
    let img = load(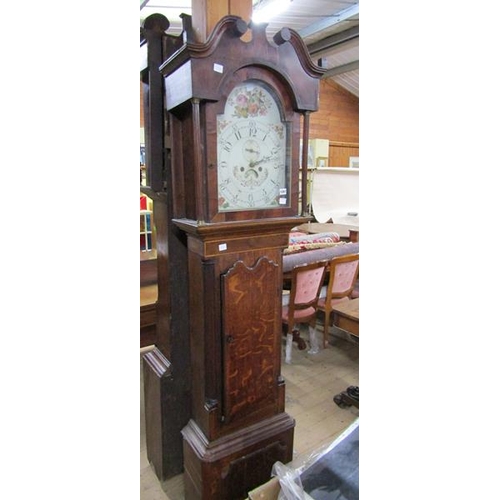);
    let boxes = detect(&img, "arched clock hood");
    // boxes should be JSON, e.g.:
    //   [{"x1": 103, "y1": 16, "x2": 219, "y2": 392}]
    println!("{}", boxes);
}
[{"x1": 160, "y1": 15, "x2": 325, "y2": 113}]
